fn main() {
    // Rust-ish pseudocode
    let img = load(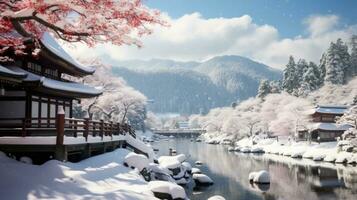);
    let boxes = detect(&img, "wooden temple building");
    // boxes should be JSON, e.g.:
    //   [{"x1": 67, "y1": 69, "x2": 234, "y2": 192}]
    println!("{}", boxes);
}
[
  {"x1": 297, "y1": 105, "x2": 352, "y2": 142},
  {"x1": 0, "y1": 33, "x2": 147, "y2": 164}
]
